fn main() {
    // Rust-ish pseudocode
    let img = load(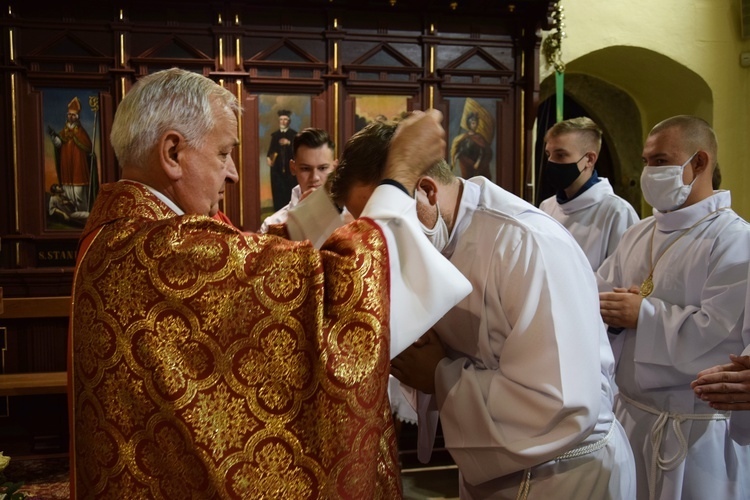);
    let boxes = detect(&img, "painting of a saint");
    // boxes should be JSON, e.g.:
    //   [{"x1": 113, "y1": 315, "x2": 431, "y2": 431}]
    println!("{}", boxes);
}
[
  {"x1": 449, "y1": 98, "x2": 495, "y2": 181},
  {"x1": 43, "y1": 89, "x2": 101, "y2": 230},
  {"x1": 258, "y1": 95, "x2": 310, "y2": 224},
  {"x1": 266, "y1": 109, "x2": 298, "y2": 211}
]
